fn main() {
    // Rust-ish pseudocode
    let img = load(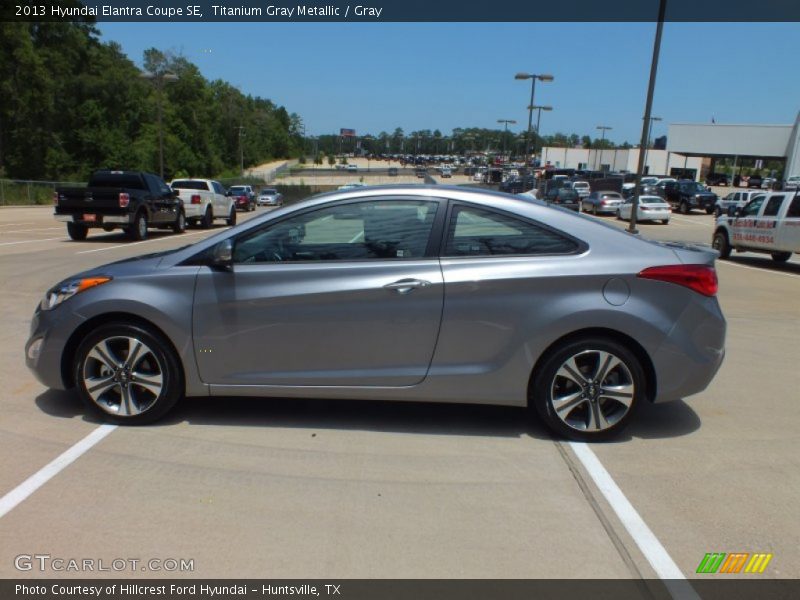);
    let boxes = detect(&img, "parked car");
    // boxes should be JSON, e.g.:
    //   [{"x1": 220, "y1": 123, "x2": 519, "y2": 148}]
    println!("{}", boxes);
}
[
  {"x1": 784, "y1": 176, "x2": 800, "y2": 190},
  {"x1": 714, "y1": 190, "x2": 764, "y2": 217},
  {"x1": 346, "y1": 164, "x2": 358, "y2": 172},
  {"x1": 582, "y1": 191, "x2": 623, "y2": 215},
  {"x1": 257, "y1": 188, "x2": 283, "y2": 207},
  {"x1": 27, "y1": 185, "x2": 726, "y2": 441},
  {"x1": 441, "y1": 168, "x2": 452, "y2": 178},
  {"x1": 705, "y1": 173, "x2": 730, "y2": 186},
  {"x1": 415, "y1": 168, "x2": 427, "y2": 178},
  {"x1": 571, "y1": 181, "x2": 591, "y2": 199},
  {"x1": 616, "y1": 195, "x2": 671, "y2": 224},
  {"x1": 54, "y1": 170, "x2": 185, "y2": 241},
  {"x1": 746, "y1": 174, "x2": 763, "y2": 188},
  {"x1": 171, "y1": 179, "x2": 236, "y2": 228},
  {"x1": 388, "y1": 167, "x2": 399, "y2": 177},
  {"x1": 760, "y1": 177, "x2": 776, "y2": 190},
  {"x1": 663, "y1": 180, "x2": 718, "y2": 214},
  {"x1": 544, "y1": 187, "x2": 580, "y2": 211},
  {"x1": 713, "y1": 190, "x2": 800, "y2": 263},
  {"x1": 228, "y1": 185, "x2": 256, "y2": 211},
  {"x1": 653, "y1": 178, "x2": 676, "y2": 197}
]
